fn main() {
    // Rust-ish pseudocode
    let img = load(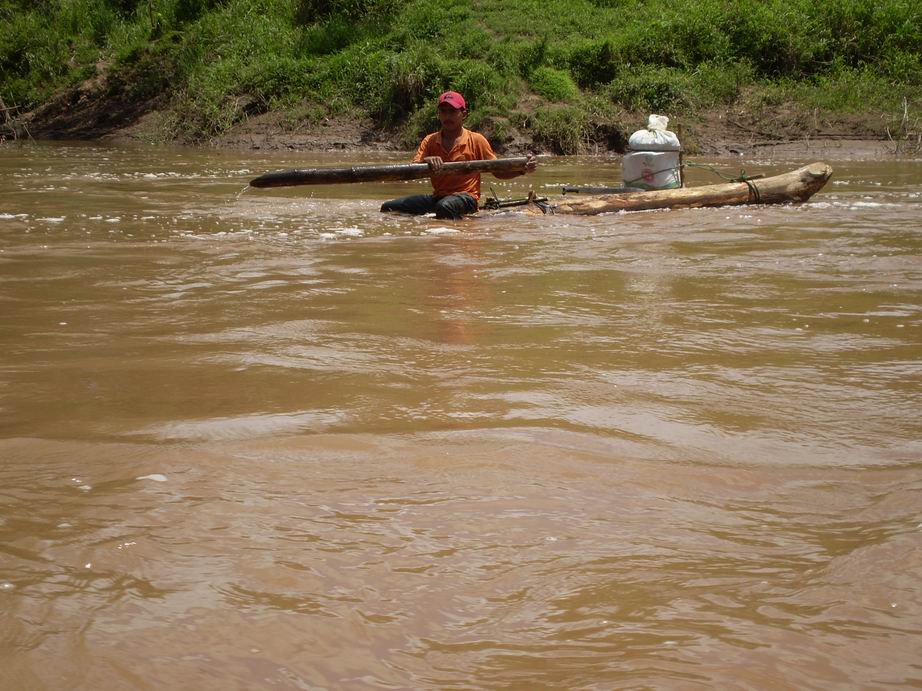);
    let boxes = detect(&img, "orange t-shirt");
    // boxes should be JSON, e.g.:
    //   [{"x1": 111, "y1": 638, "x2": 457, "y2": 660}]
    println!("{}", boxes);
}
[{"x1": 412, "y1": 128, "x2": 497, "y2": 201}]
